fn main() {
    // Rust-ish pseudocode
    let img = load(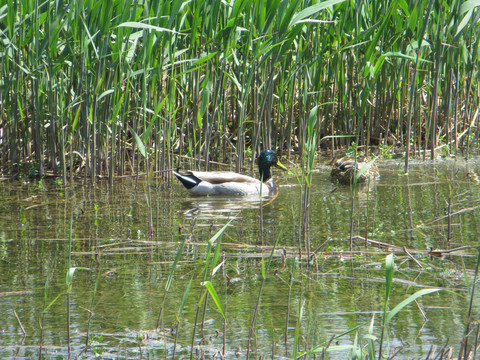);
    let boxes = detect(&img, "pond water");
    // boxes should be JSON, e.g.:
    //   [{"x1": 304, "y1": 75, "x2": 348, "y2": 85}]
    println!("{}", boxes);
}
[{"x1": 1, "y1": 157, "x2": 480, "y2": 359}]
